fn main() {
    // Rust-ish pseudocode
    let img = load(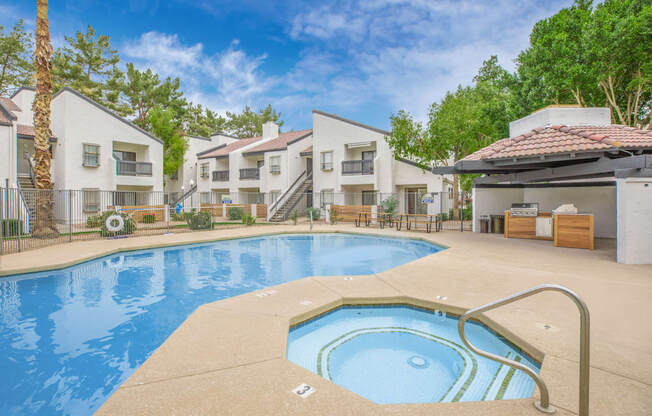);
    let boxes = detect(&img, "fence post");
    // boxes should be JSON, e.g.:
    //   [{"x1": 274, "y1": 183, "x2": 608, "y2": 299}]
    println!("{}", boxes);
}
[
  {"x1": 17, "y1": 188, "x2": 21, "y2": 253},
  {"x1": 165, "y1": 203, "x2": 170, "y2": 232},
  {"x1": 439, "y1": 191, "x2": 443, "y2": 231},
  {"x1": 68, "y1": 190, "x2": 72, "y2": 242},
  {"x1": 460, "y1": 191, "x2": 464, "y2": 232},
  {"x1": 0, "y1": 185, "x2": 4, "y2": 256}
]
